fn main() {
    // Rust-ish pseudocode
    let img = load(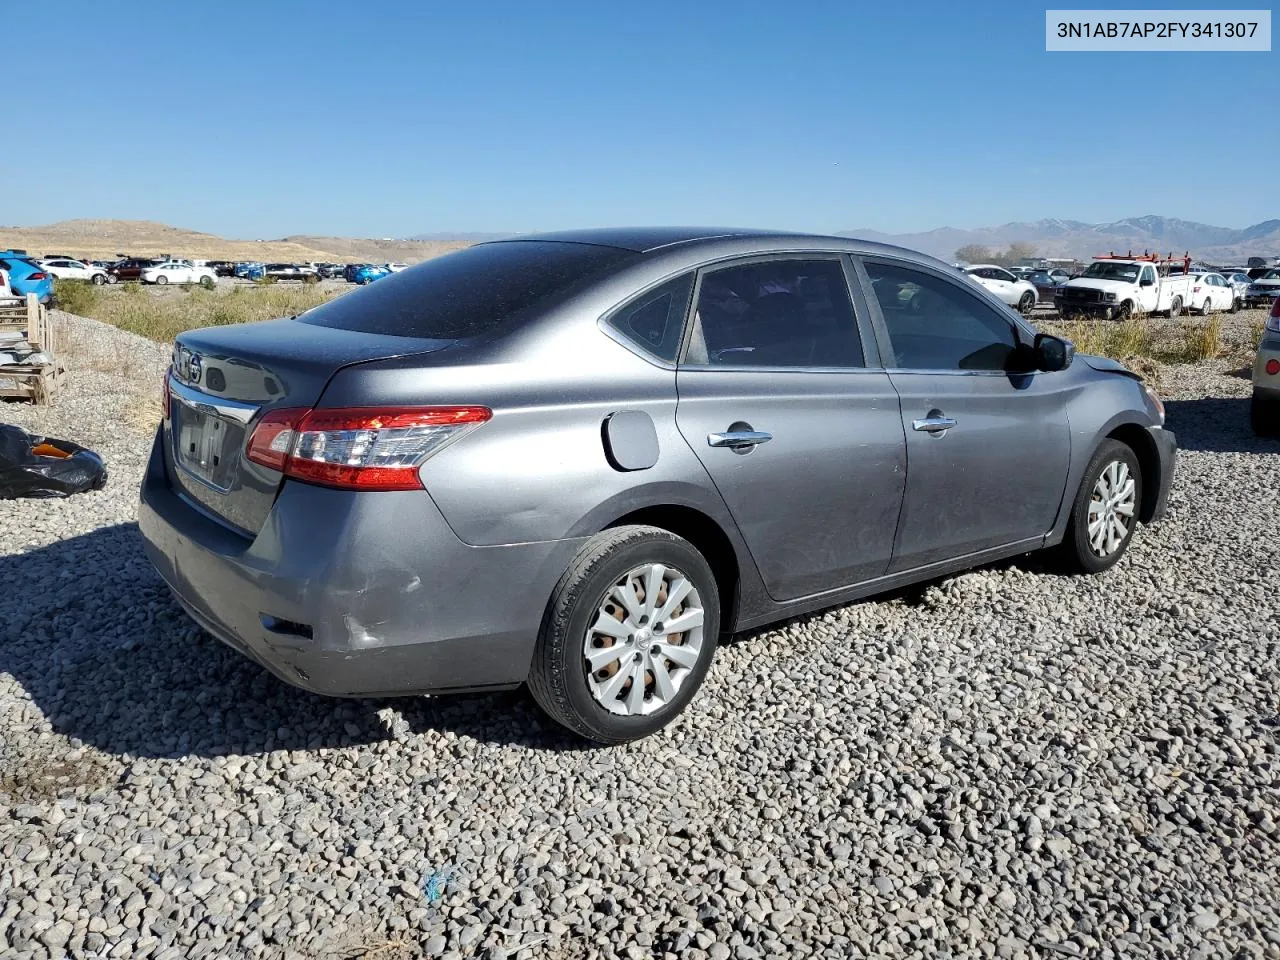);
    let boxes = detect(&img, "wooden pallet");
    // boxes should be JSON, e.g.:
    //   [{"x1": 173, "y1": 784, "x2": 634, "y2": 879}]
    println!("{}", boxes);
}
[
  {"x1": 0, "y1": 361, "x2": 66, "y2": 403},
  {"x1": 0, "y1": 294, "x2": 65, "y2": 405}
]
